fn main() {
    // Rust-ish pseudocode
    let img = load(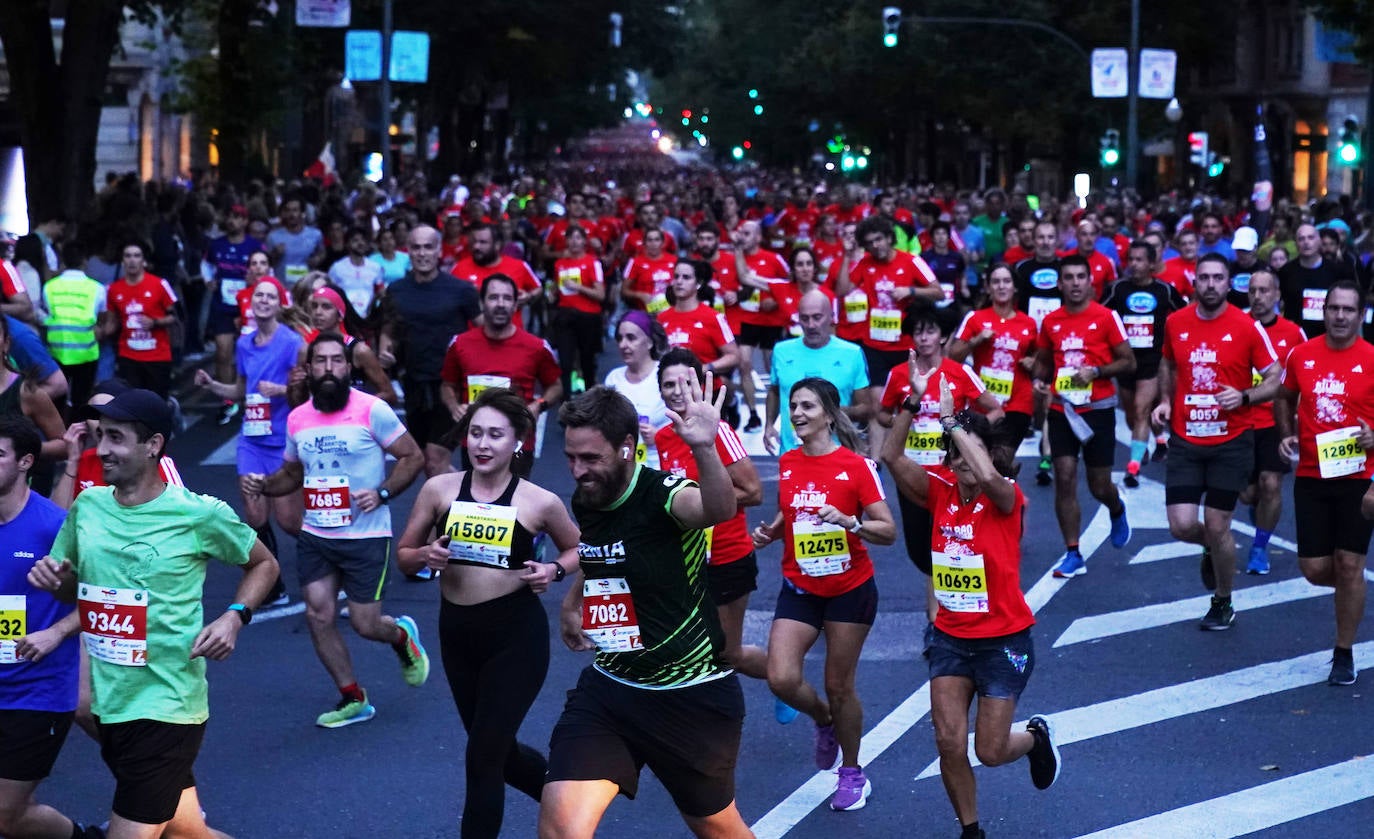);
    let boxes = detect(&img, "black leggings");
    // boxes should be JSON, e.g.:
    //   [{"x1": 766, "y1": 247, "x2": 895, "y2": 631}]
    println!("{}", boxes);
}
[
  {"x1": 551, "y1": 307, "x2": 602, "y2": 395},
  {"x1": 440, "y1": 588, "x2": 550, "y2": 838}
]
